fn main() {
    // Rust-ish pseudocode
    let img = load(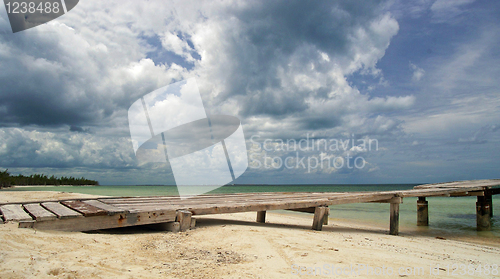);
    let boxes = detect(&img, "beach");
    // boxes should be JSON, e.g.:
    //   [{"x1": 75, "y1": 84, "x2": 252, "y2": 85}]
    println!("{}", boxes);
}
[{"x1": 1, "y1": 191, "x2": 500, "y2": 278}]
